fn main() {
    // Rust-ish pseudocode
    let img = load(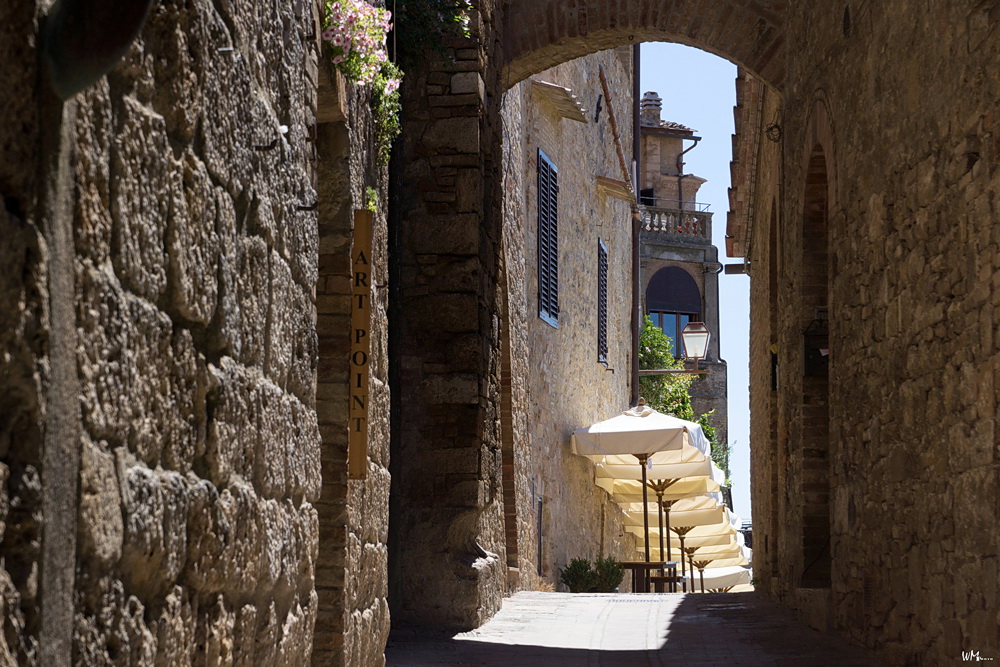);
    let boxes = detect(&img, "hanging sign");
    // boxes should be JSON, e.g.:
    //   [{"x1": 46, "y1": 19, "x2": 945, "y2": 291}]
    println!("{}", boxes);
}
[{"x1": 349, "y1": 210, "x2": 373, "y2": 479}]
